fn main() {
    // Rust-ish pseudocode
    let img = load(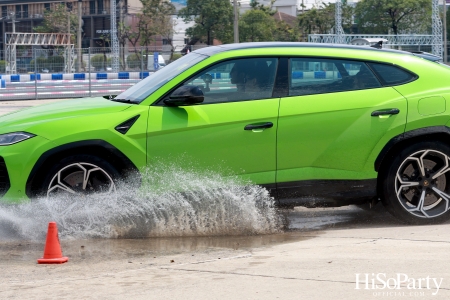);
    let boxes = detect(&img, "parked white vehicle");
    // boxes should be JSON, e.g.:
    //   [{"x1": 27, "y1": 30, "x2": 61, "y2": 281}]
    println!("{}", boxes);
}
[{"x1": 147, "y1": 54, "x2": 166, "y2": 71}]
